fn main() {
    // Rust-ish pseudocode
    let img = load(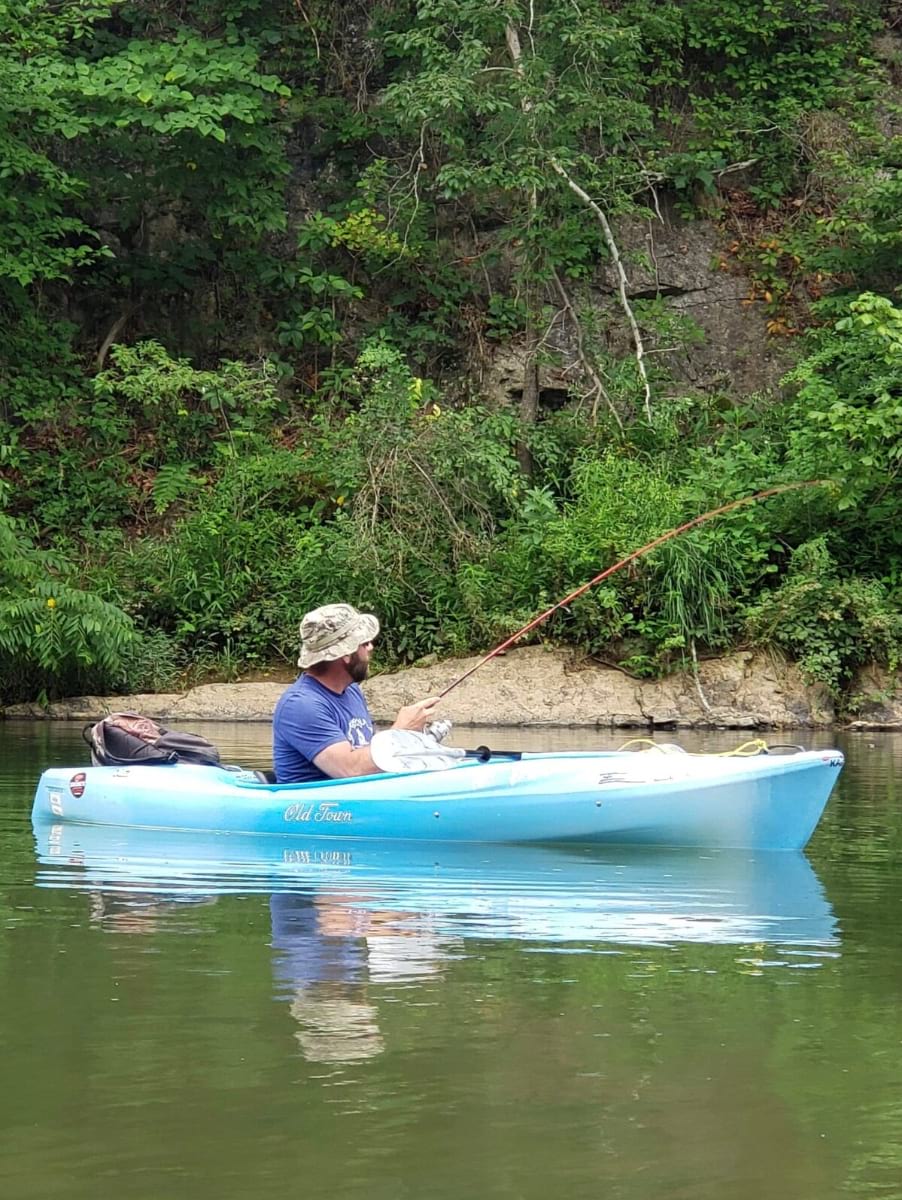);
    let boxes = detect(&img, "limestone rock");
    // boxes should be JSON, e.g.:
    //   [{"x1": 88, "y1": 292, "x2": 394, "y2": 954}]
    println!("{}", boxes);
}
[
  {"x1": 365, "y1": 646, "x2": 832, "y2": 729},
  {"x1": 2, "y1": 693, "x2": 186, "y2": 721},
  {"x1": 845, "y1": 665, "x2": 902, "y2": 730},
  {"x1": 1, "y1": 647, "x2": 837, "y2": 727},
  {"x1": 593, "y1": 206, "x2": 793, "y2": 395},
  {"x1": 166, "y1": 683, "x2": 286, "y2": 722}
]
